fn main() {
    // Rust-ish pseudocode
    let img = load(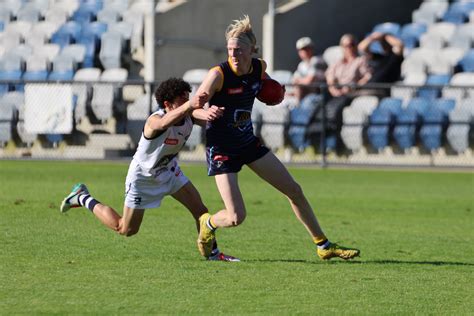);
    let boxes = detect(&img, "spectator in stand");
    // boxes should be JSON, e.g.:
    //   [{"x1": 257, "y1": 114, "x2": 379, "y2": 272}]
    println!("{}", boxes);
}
[
  {"x1": 358, "y1": 32, "x2": 404, "y2": 84},
  {"x1": 292, "y1": 37, "x2": 327, "y2": 108},
  {"x1": 323, "y1": 34, "x2": 371, "y2": 150}
]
